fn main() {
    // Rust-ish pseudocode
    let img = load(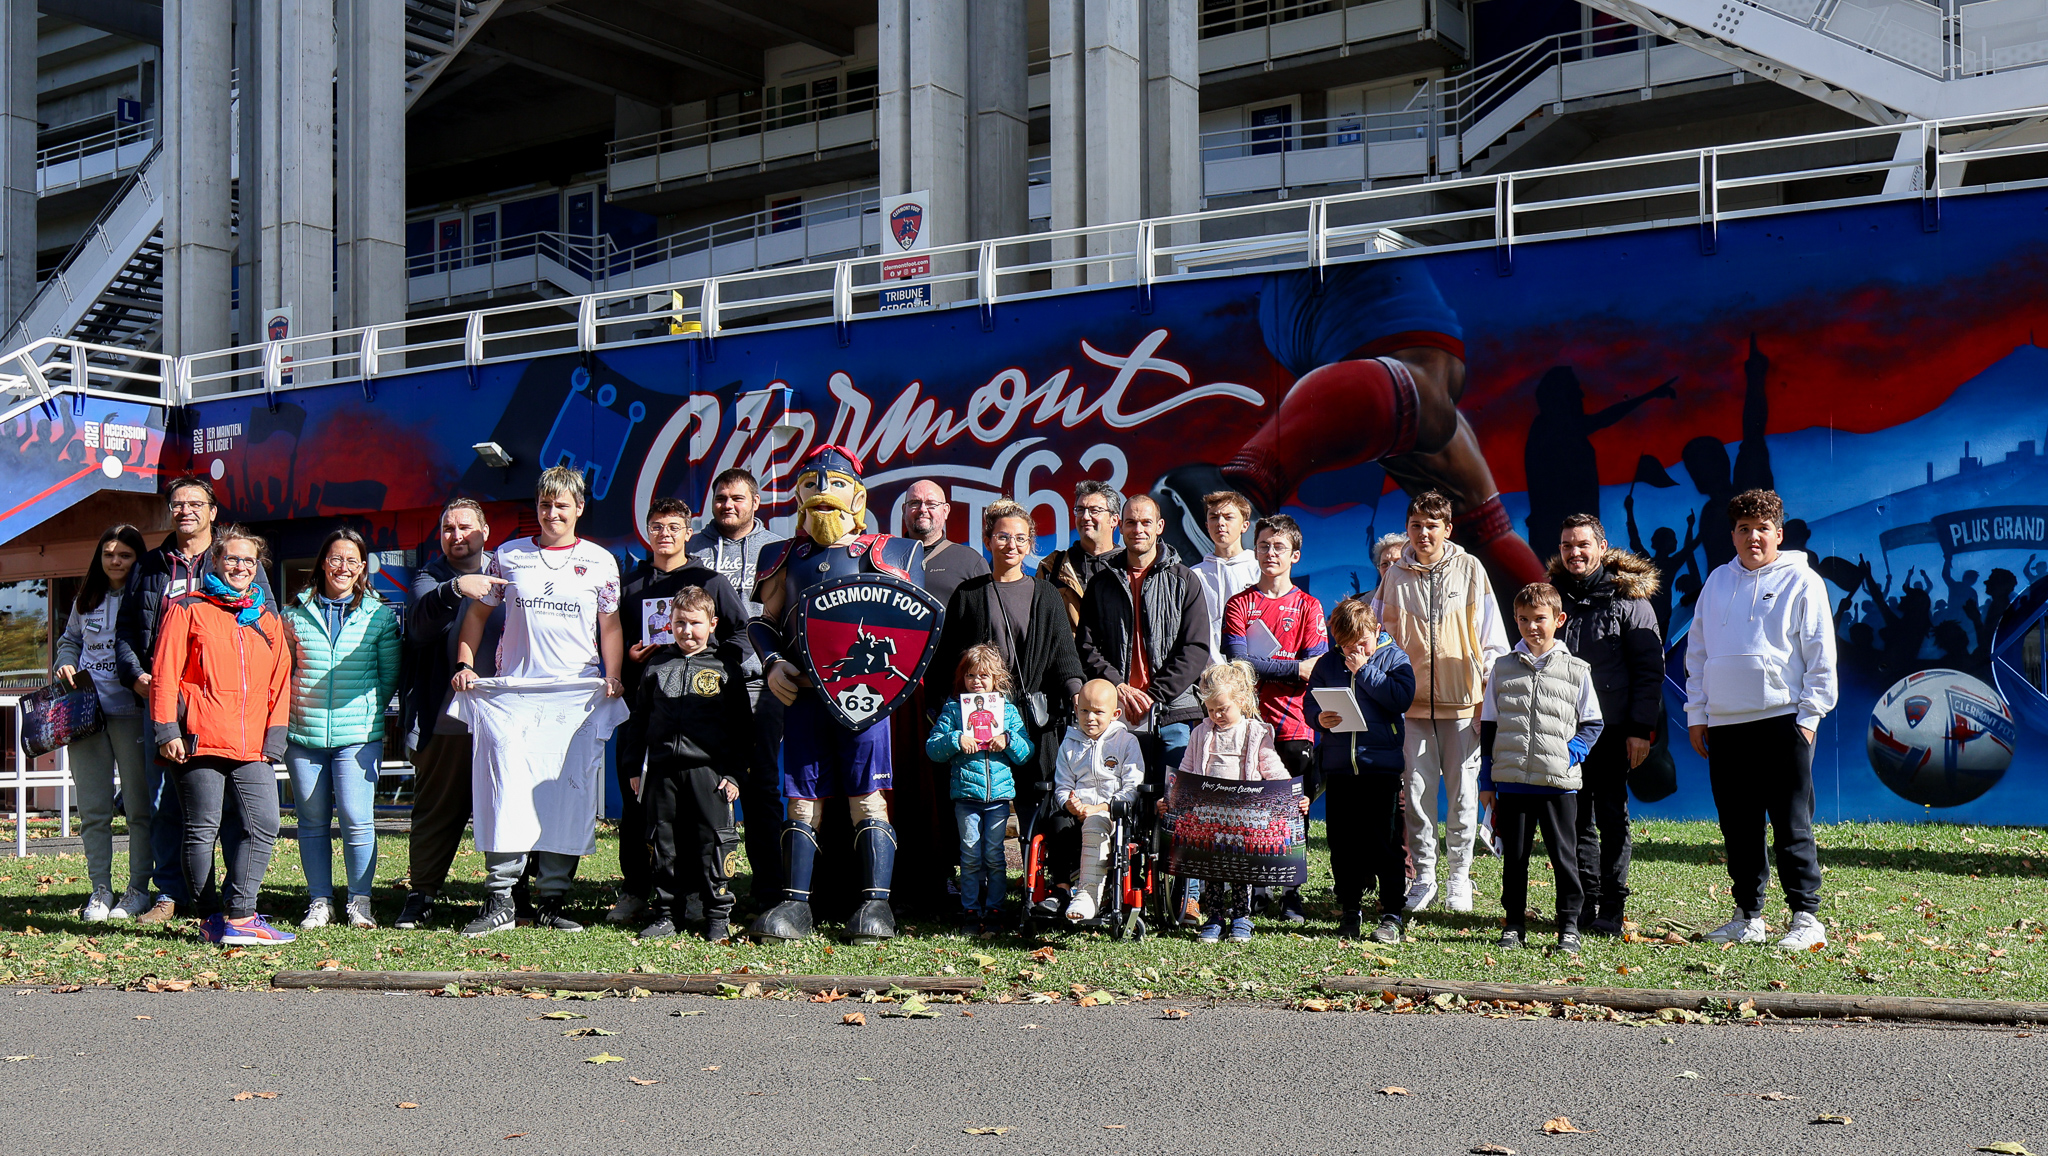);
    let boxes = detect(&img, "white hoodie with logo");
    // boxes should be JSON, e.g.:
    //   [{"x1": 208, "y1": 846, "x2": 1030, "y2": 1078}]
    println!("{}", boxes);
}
[
  {"x1": 1052, "y1": 717, "x2": 1148, "y2": 811},
  {"x1": 1683, "y1": 549, "x2": 1838, "y2": 731}
]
